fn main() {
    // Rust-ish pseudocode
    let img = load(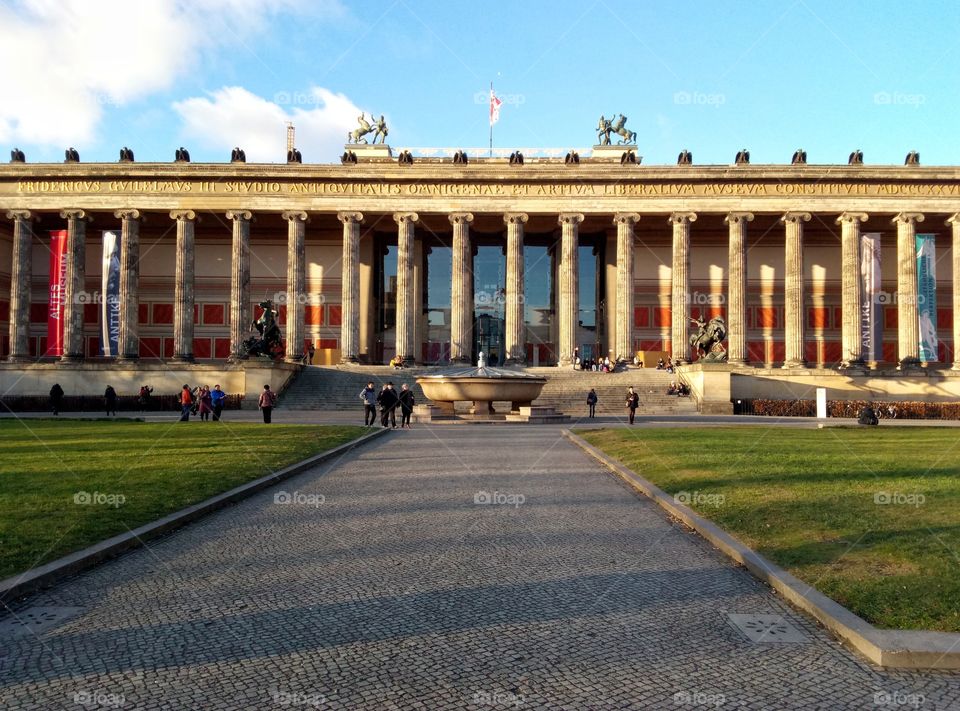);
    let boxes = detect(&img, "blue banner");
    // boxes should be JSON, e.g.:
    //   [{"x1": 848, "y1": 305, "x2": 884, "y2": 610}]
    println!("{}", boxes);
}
[
  {"x1": 916, "y1": 234, "x2": 938, "y2": 362},
  {"x1": 860, "y1": 233, "x2": 882, "y2": 362},
  {"x1": 100, "y1": 231, "x2": 121, "y2": 357}
]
